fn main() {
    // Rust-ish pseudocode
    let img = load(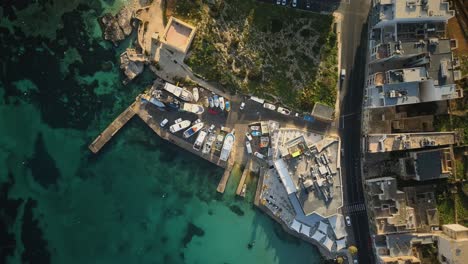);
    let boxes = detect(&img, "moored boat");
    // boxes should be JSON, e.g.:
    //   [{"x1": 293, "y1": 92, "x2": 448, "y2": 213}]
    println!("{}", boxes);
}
[
  {"x1": 193, "y1": 130, "x2": 207, "y2": 151},
  {"x1": 219, "y1": 97, "x2": 225, "y2": 111},
  {"x1": 169, "y1": 120, "x2": 191, "y2": 133},
  {"x1": 183, "y1": 122, "x2": 204, "y2": 138},
  {"x1": 193, "y1": 88, "x2": 199, "y2": 102},
  {"x1": 202, "y1": 133, "x2": 216, "y2": 154},
  {"x1": 220, "y1": 131, "x2": 235, "y2": 161},
  {"x1": 163, "y1": 83, "x2": 194, "y2": 102},
  {"x1": 181, "y1": 103, "x2": 204, "y2": 114}
]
